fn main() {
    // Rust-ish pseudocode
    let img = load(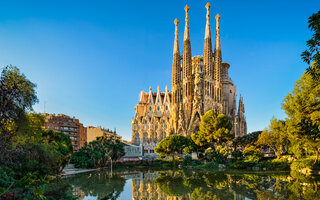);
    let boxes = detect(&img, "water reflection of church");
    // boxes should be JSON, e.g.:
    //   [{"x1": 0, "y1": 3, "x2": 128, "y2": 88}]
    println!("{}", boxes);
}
[{"x1": 131, "y1": 171, "x2": 245, "y2": 200}]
